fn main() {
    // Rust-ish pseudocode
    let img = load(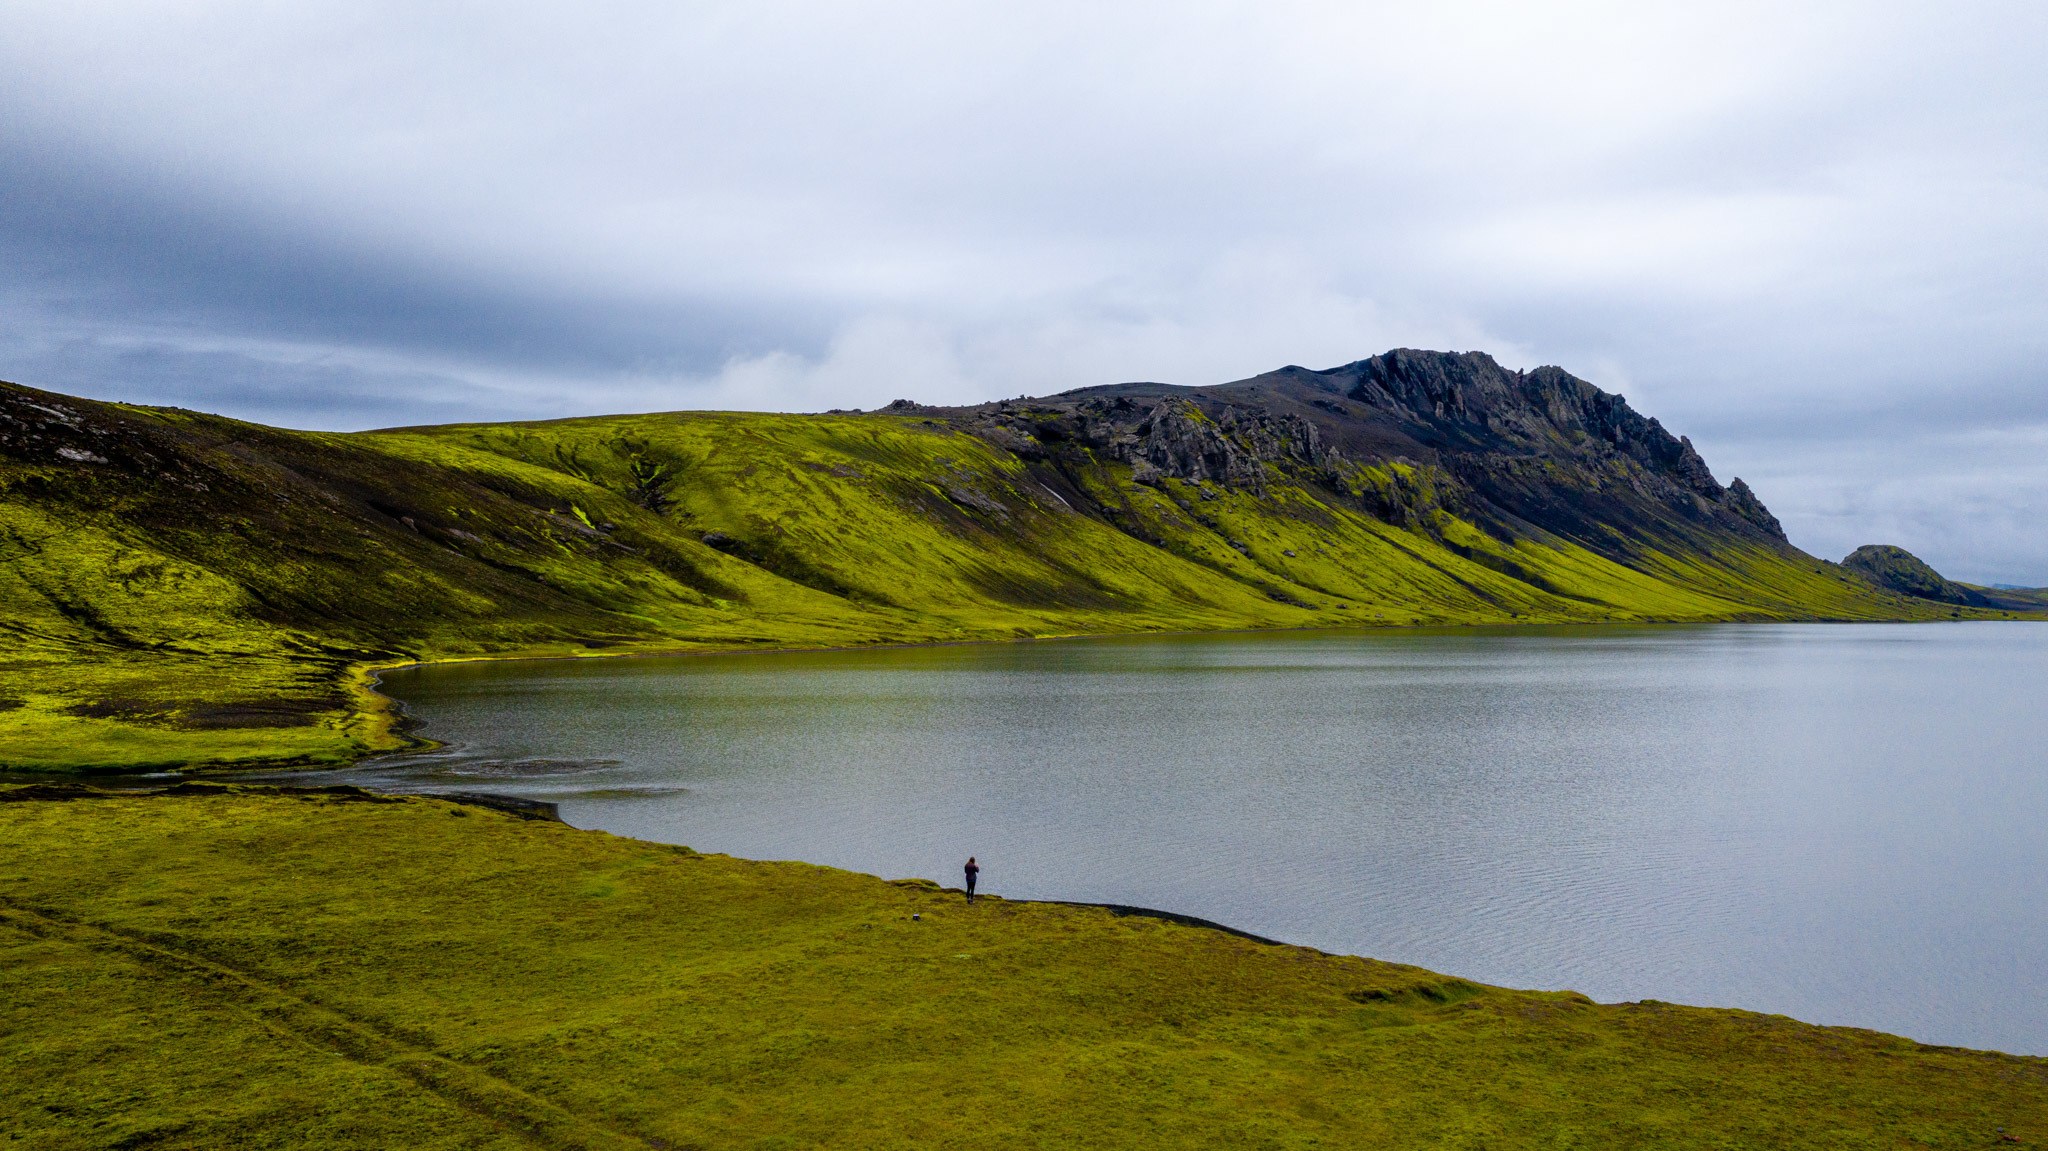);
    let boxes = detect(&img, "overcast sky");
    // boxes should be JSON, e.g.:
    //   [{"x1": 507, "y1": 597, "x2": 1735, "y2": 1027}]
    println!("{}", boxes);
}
[{"x1": 2, "y1": 2, "x2": 2044, "y2": 581}]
